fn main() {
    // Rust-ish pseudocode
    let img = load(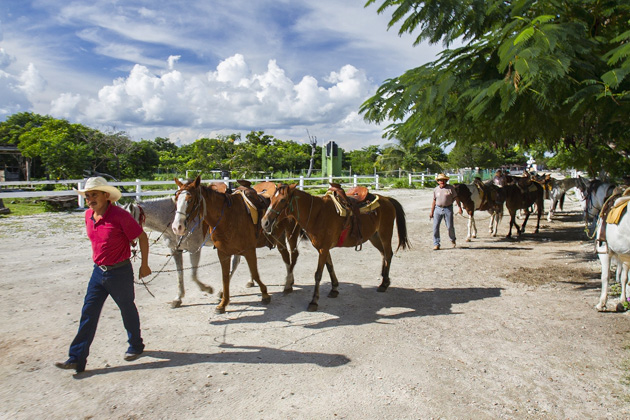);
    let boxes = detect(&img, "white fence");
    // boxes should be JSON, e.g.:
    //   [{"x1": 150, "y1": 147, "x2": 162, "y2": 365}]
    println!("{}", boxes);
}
[
  {"x1": 408, "y1": 172, "x2": 462, "y2": 186},
  {"x1": 0, "y1": 175, "x2": 381, "y2": 208}
]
